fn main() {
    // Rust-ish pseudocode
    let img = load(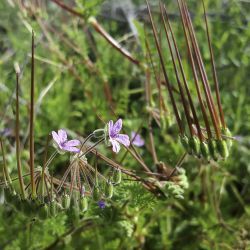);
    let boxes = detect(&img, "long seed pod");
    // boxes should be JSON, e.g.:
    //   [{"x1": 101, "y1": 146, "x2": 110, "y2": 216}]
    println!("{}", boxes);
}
[
  {"x1": 0, "y1": 138, "x2": 13, "y2": 190},
  {"x1": 14, "y1": 63, "x2": 26, "y2": 199},
  {"x1": 29, "y1": 31, "x2": 36, "y2": 199},
  {"x1": 160, "y1": 2, "x2": 193, "y2": 137},
  {"x1": 201, "y1": 0, "x2": 226, "y2": 129},
  {"x1": 161, "y1": 3, "x2": 203, "y2": 142},
  {"x1": 180, "y1": 0, "x2": 221, "y2": 139},
  {"x1": 177, "y1": 0, "x2": 212, "y2": 139},
  {"x1": 146, "y1": 0, "x2": 184, "y2": 135}
]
